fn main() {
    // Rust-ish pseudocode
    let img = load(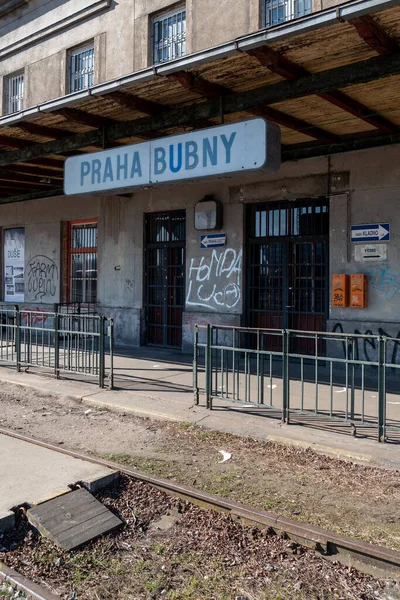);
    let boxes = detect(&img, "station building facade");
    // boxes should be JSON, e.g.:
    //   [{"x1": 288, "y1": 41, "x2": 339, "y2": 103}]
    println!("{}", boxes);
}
[{"x1": 0, "y1": 0, "x2": 400, "y2": 362}]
